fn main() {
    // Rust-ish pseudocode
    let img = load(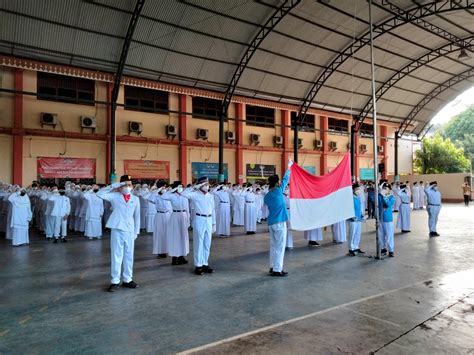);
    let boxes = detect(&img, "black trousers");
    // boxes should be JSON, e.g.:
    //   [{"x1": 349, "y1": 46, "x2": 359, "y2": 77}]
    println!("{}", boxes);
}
[
  {"x1": 464, "y1": 195, "x2": 470, "y2": 206},
  {"x1": 368, "y1": 199, "x2": 375, "y2": 218}
]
